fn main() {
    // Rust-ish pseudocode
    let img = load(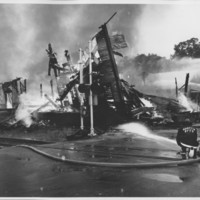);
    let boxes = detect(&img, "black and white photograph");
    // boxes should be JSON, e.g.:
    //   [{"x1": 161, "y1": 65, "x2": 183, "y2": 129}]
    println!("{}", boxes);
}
[{"x1": 1, "y1": 0, "x2": 200, "y2": 198}]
